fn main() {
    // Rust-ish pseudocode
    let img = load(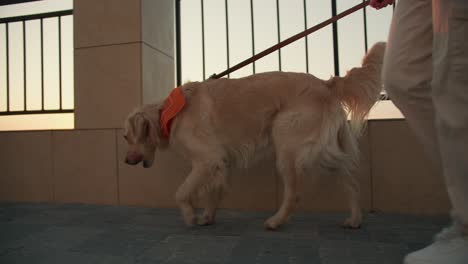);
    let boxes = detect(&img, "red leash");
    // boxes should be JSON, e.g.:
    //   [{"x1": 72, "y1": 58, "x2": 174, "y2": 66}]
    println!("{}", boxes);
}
[{"x1": 210, "y1": 0, "x2": 371, "y2": 80}]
